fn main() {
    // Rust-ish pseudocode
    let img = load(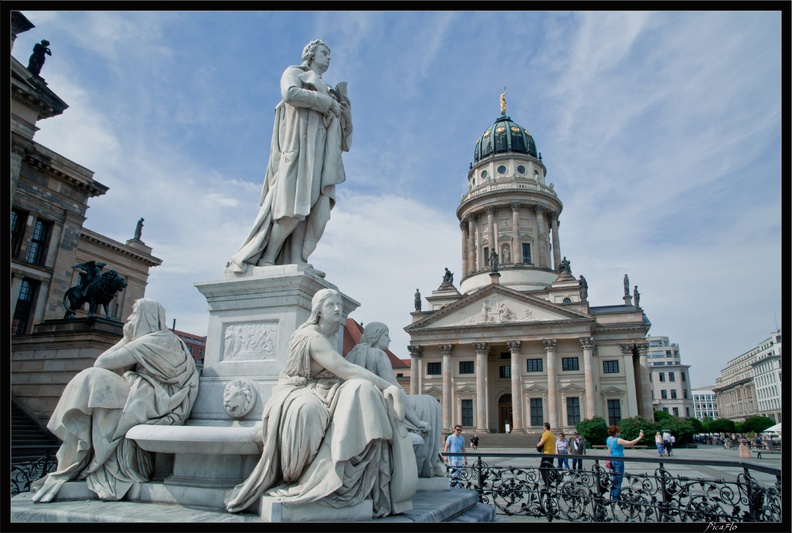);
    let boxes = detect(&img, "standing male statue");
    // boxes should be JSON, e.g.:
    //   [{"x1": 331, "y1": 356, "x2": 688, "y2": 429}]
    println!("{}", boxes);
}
[
  {"x1": 633, "y1": 285, "x2": 641, "y2": 307},
  {"x1": 229, "y1": 39, "x2": 352, "y2": 275},
  {"x1": 623, "y1": 274, "x2": 630, "y2": 297},
  {"x1": 414, "y1": 289, "x2": 422, "y2": 312}
]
